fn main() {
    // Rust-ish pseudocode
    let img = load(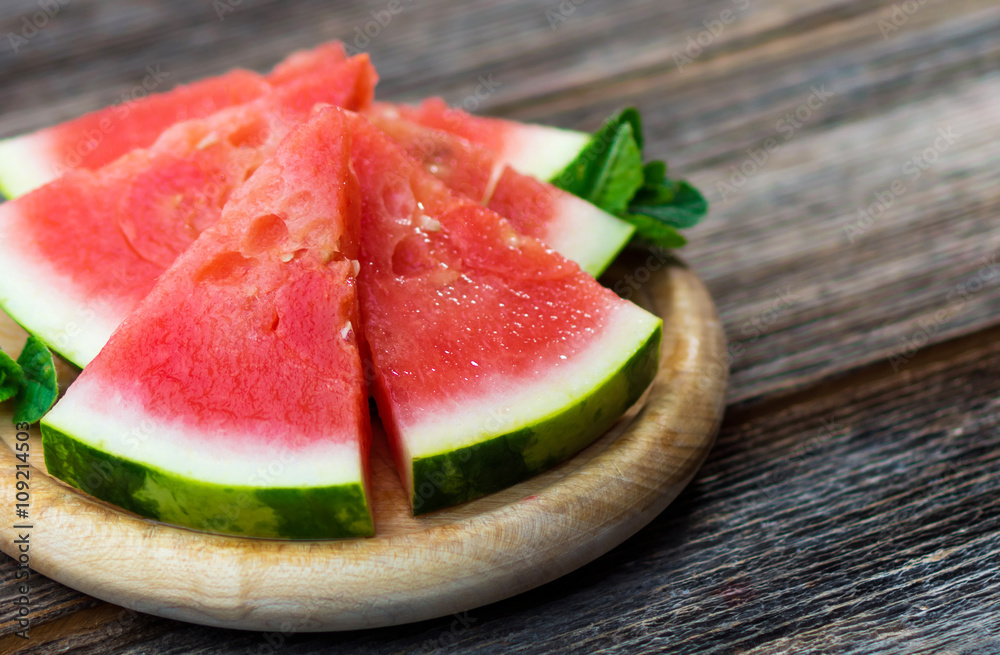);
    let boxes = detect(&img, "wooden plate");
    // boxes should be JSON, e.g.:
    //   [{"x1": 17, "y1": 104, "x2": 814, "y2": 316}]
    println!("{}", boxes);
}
[{"x1": 0, "y1": 254, "x2": 727, "y2": 632}]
